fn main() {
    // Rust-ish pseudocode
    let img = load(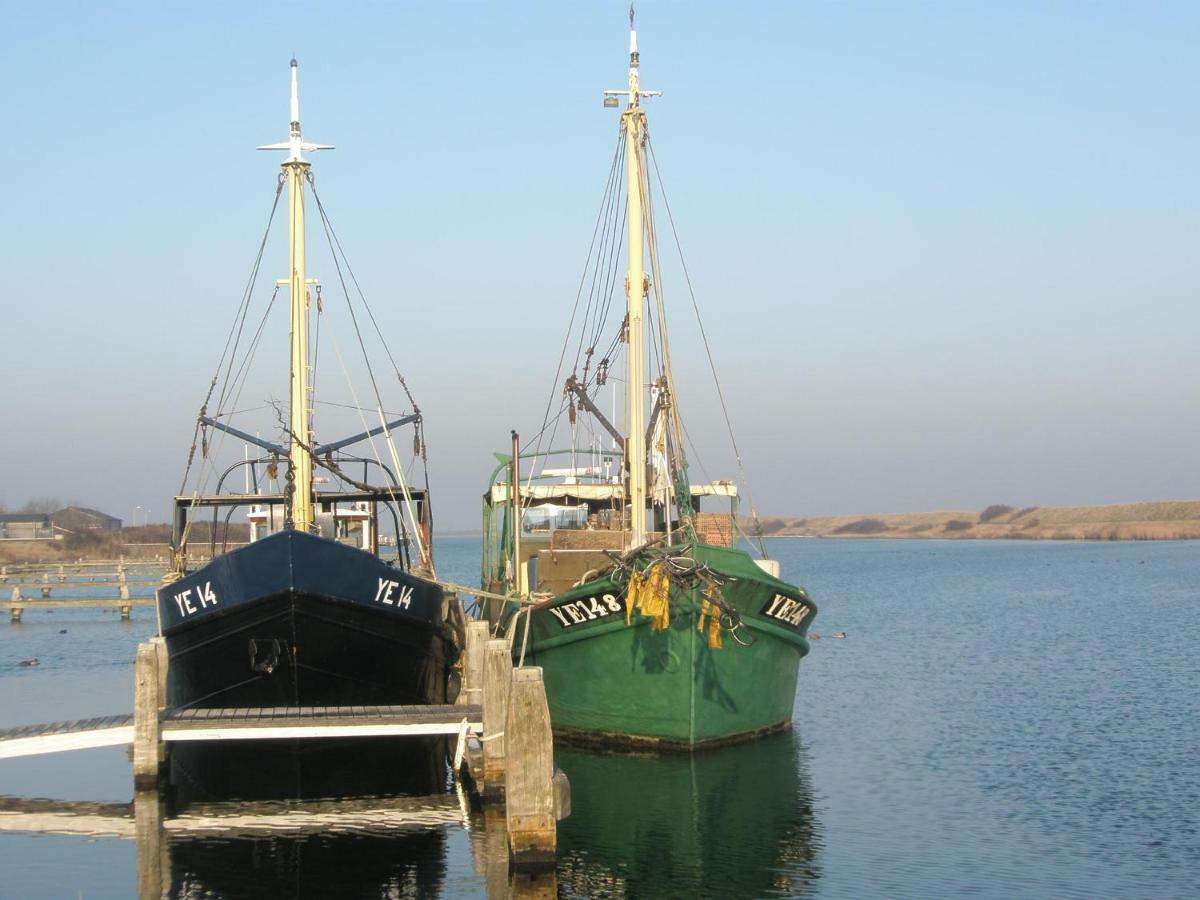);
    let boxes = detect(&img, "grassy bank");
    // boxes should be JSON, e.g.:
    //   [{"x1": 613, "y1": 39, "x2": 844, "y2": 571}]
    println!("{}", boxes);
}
[
  {"x1": 756, "y1": 500, "x2": 1200, "y2": 541},
  {"x1": 0, "y1": 523, "x2": 248, "y2": 564}
]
